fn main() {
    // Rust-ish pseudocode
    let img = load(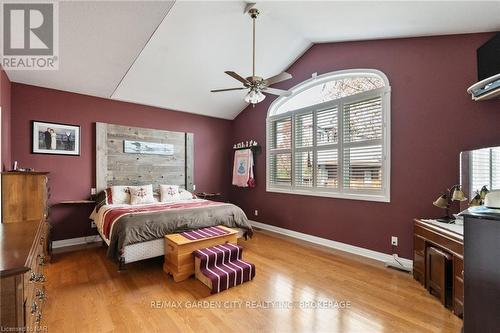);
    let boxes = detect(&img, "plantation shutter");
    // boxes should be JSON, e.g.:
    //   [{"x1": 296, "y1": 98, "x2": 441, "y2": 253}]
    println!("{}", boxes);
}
[
  {"x1": 493, "y1": 148, "x2": 500, "y2": 190},
  {"x1": 471, "y1": 147, "x2": 500, "y2": 192},
  {"x1": 268, "y1": 117, "x2": 292, "y2": 186},
  {"x1": 342, "y1": 97, "x2": 383, "y2": 191},
  {"x1": 316, "y1": 107, "x2": 339, "y2": 189},
  {"x1": 294, "y1": 113, "x2": 313, "y2": 187}
]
